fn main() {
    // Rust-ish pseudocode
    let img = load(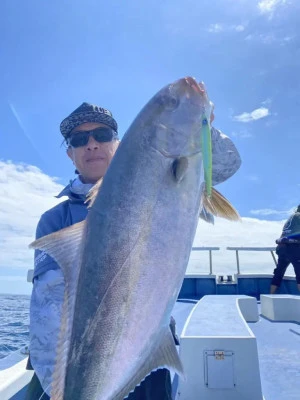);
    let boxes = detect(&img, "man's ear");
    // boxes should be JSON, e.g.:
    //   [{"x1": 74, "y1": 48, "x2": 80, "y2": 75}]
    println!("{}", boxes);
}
[
  {"x1": 67, "y1": 146, "x2": 73, "y2": 161},
  {"x1": 115, "y1": 140, "x2": 120, "y2": 150}
]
